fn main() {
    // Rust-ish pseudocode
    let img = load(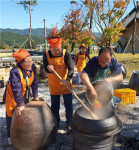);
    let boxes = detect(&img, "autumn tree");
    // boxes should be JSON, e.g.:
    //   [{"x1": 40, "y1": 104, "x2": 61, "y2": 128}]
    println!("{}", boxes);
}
[
  {"x1": 60, "y1": 1, "x2": 85, "y2": 52},
  {"x1": 80, "y1": 0, "x2": 98, "y2": 53},
  {"x1": 16, "y1": 0, "x2": 37, "y2": 50},
  {"x1": 81, "y1": 0, "x2": 129, "y2": 48},
  {"x1": 78, "y1": 29, "x2": 93, "y2": 47}
]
